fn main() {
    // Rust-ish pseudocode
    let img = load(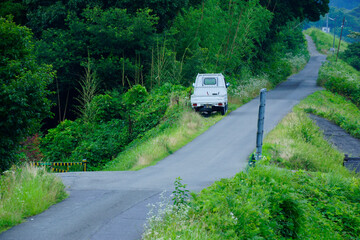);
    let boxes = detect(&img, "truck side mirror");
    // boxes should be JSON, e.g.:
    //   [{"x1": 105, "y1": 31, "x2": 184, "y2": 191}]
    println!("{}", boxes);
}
[{"x1": 226, "y1": 82, "x2": 230, "y2": 88}]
